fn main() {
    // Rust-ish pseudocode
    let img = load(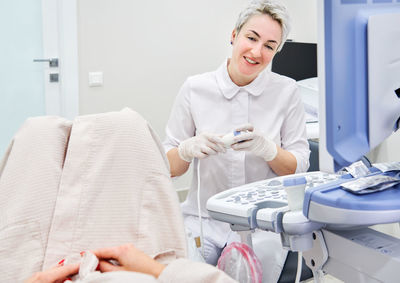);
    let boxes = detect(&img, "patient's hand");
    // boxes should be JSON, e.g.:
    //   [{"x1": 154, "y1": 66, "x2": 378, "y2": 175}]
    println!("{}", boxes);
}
[
  {"x1": 25, "y1": 263, "x2": 79, "y2": 283},
  {"x1": 93, "y1": 243, "x2": 166, "y2": 278}
]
